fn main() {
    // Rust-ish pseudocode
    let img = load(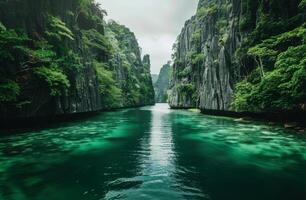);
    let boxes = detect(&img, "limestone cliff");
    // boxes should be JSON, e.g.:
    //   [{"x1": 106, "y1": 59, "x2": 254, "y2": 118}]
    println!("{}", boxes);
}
[
  {"x1": 154, "y1": 62, "x2": 170, "y2": 103},
  {"x1": 169, "y1": 0, "x2": 305, "y2": 113},
  {"x1": 151, "y1": 74, "x2": 159, "y2": 85},
  {"x1": 0, "y1": 0, "x2": 154, "y2": 120},
  {"x1": 169, "y1": 0, "x2": 242, "y2": 109},
  {"x1": 106, "y1": 21, "x2": 155, "y2": 107}
]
